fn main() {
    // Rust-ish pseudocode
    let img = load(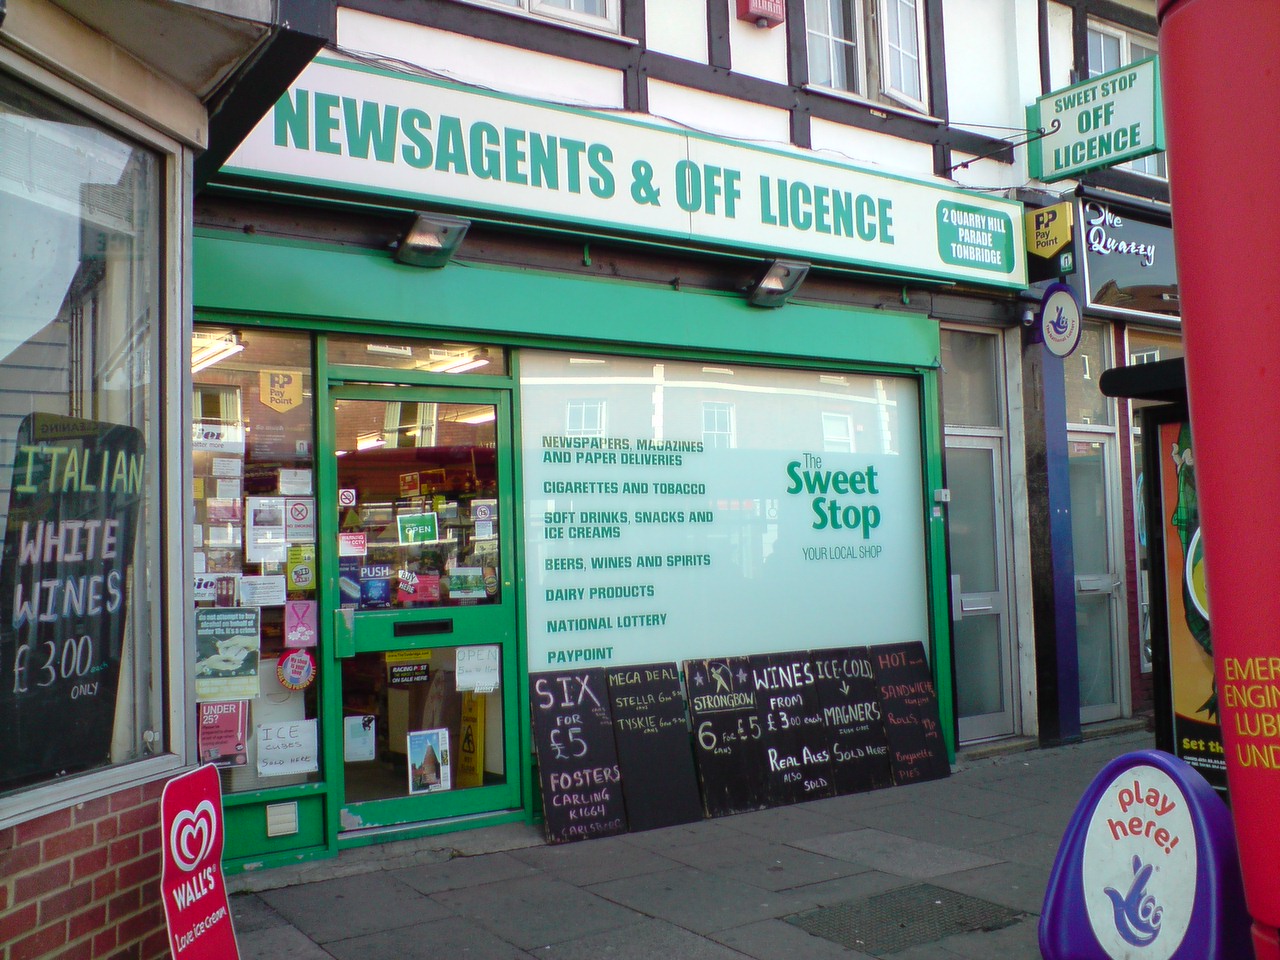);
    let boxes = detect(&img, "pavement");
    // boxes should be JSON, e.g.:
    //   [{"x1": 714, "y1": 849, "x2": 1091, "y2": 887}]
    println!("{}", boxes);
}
[{"x1": 227, "y1": 723, "x2": 1152, "y2": 960}]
